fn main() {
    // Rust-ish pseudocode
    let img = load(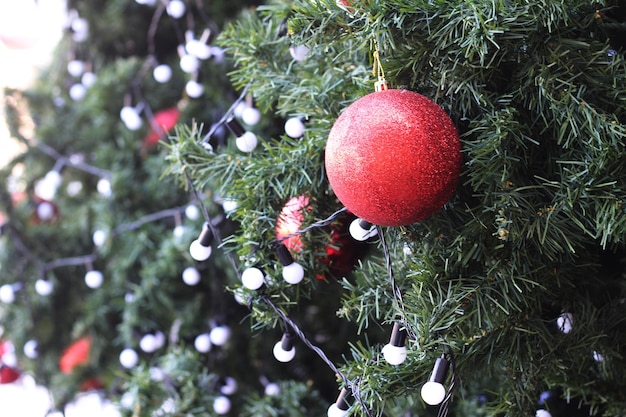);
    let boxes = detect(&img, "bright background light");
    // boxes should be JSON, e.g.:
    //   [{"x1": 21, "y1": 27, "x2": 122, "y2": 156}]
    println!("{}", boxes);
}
[
  {"x1": 0, "y1": 1, "x2": 121, "y2": 415},
  {"x1": 0, "y1": 375, "x2": 122, "y2": 417},
  {"x1": 0, "y1": 0, "x2": 66, "y2": 166}
]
